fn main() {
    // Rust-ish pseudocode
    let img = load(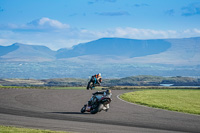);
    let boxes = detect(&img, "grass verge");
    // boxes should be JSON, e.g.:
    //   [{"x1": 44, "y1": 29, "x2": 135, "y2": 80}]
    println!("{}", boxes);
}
[
  {"x1": 0, "y1": 86, "x2": 104, "y2": 90},
  {"x1": 0, "y1": 125, "x2": 71, "y2": 133},
  {"x1": 120, "y1": 89, "x2": 200, "y2": 115}
]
